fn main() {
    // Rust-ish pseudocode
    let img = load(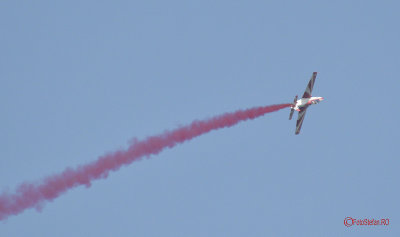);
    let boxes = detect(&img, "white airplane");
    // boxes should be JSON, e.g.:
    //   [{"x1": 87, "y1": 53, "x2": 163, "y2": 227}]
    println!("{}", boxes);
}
[{"x1": 289, "y1": 72, "x2": 324, "y2": 135}]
